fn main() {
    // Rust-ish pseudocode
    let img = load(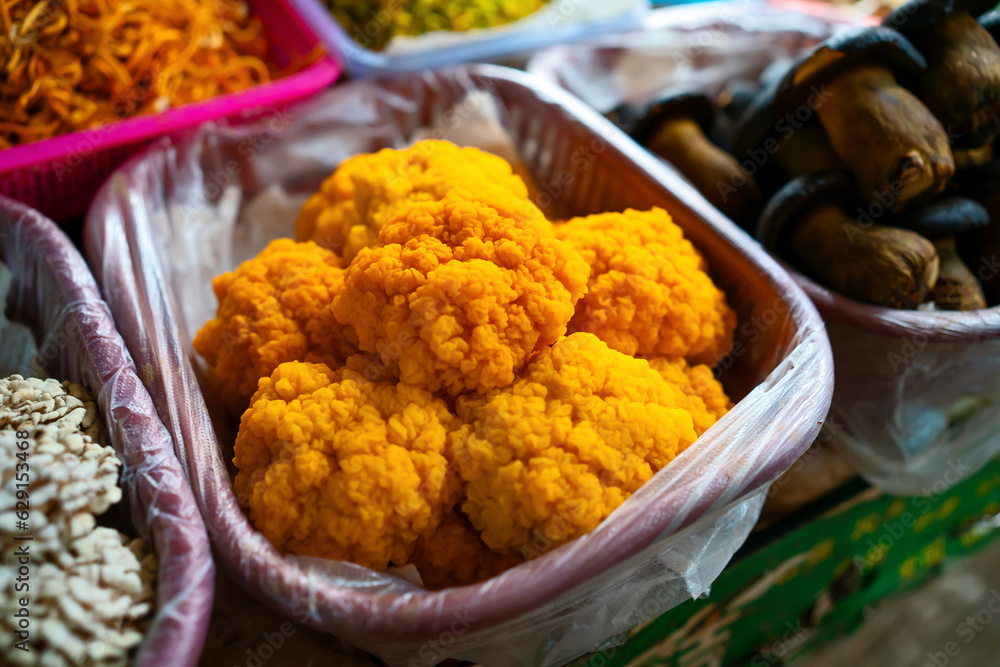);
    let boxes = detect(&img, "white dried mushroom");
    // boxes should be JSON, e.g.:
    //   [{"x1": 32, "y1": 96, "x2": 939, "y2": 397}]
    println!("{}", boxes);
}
[
  {"x1": 0, "y1": 376, "x2": 157, "y2": 666},
  {"x1": 0, "y1": 376, "x2": 101, "y2": 440}
]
